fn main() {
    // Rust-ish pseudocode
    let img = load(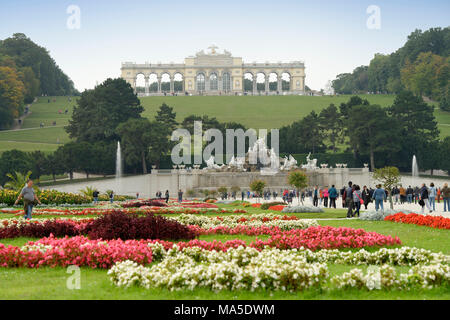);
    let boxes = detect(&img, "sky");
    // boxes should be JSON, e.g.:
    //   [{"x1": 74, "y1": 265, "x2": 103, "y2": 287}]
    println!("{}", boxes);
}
[{"x1": 0, "y1": 0, "x2": 449, "y2": 91}]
